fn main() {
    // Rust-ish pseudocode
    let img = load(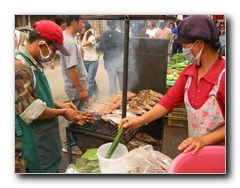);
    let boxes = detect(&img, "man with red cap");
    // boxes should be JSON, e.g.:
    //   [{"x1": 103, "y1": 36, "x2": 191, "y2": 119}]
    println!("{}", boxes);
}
[{"x1": 15, "y1": 20, "x2": 83, "y2": 173}]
